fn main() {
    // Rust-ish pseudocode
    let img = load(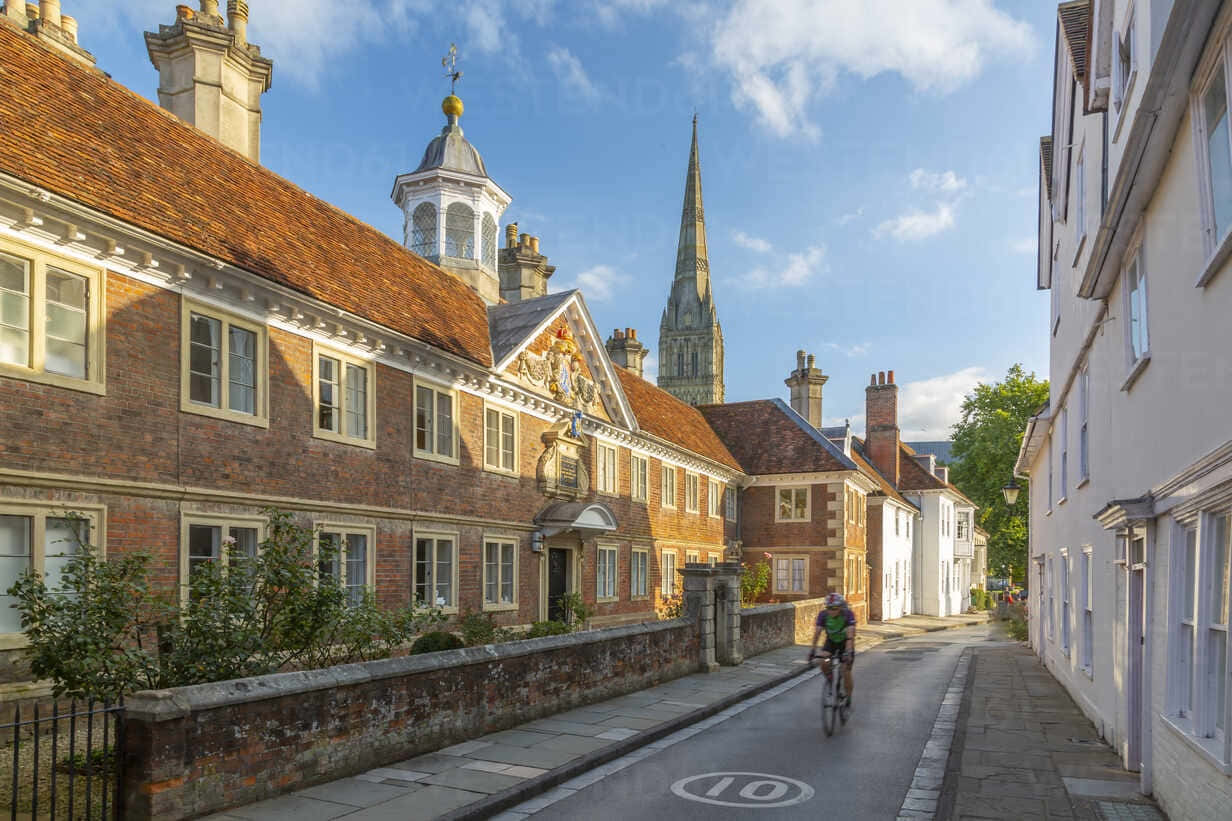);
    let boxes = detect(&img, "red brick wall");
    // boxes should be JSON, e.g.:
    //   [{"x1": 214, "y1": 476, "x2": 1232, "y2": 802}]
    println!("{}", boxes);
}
[
  {"x1": 0, "y1": 270, "x2": 730, "y2": 637},
  {"x1": 865, "y1": 380, "x2": 900, "y2": 488}
]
